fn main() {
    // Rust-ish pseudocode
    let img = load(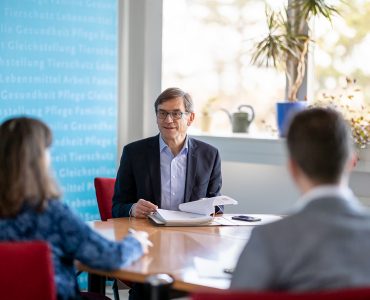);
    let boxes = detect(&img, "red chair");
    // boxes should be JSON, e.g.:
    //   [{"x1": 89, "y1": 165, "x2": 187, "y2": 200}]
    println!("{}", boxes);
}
[
  {"x1": 94, "y1": 177, "x2": 130, "y2": 300},
  {"x1": 0, "y1": 241, "x2": 112, "y2": 300},
  {"x1": 94, "y1": 177, "x2": 116, "y2": 221},
  {"x1": 0, "y1": 241, "x2": 57, "y2": 300},
  {"x1": 191, "y1": 288, "x2": 370, "y2": 300}
]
